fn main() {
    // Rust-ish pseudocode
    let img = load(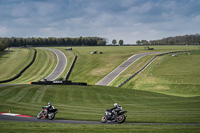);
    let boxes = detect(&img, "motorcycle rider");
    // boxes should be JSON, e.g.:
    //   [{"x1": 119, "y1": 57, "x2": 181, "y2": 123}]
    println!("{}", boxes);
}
[
  {"x1": 47, "y1": 102, "x2": 55, "y2": 111},
  {"x1": 43, "y1": 102, "x2": 54, "y2": 116},
  {"x1": 110, "y1": 103, "x2": 122, "y2": 119}
]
